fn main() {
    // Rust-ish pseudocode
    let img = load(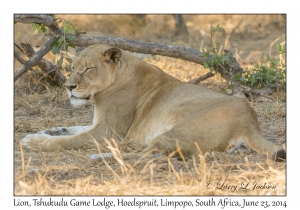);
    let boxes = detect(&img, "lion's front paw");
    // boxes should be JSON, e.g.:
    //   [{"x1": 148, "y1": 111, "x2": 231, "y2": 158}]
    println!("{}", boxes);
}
[
  {"x1": 38, "y1": 127, "x2": 68, "y2": 136},
  {"x1": 21, "y1": 133, "x2": 52, "y2": 151}
]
